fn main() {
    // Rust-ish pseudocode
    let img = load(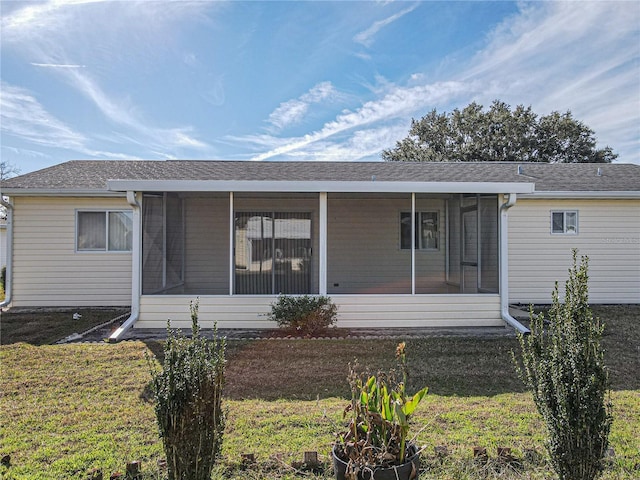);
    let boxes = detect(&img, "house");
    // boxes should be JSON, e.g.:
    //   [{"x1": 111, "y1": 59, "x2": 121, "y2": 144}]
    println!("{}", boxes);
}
[{"x1": 1, "y1": 161, "x2": 638, "y2": 340}]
